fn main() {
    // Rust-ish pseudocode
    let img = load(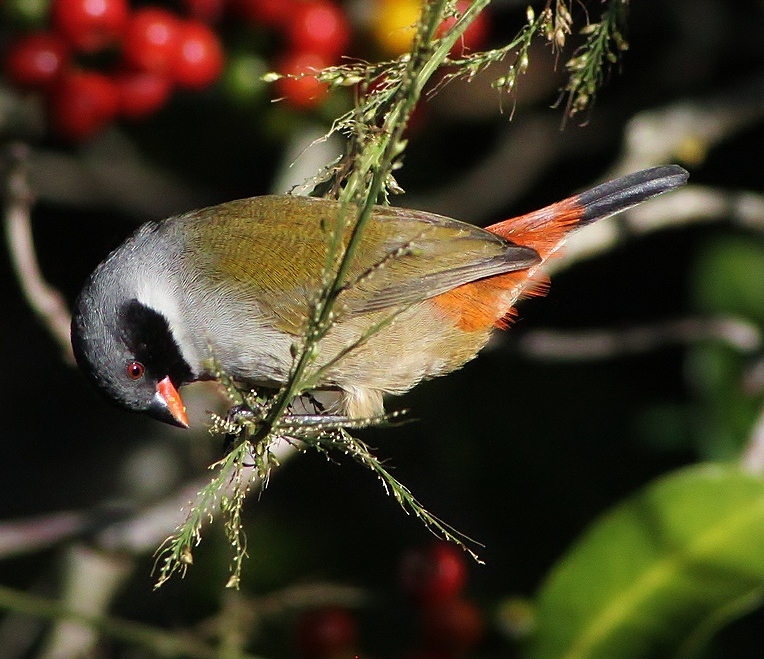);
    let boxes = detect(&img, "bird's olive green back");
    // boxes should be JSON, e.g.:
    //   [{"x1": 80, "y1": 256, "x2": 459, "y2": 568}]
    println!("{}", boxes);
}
[{"x1": 177, "y1": 195, "x2": 538, "y2": 335}]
